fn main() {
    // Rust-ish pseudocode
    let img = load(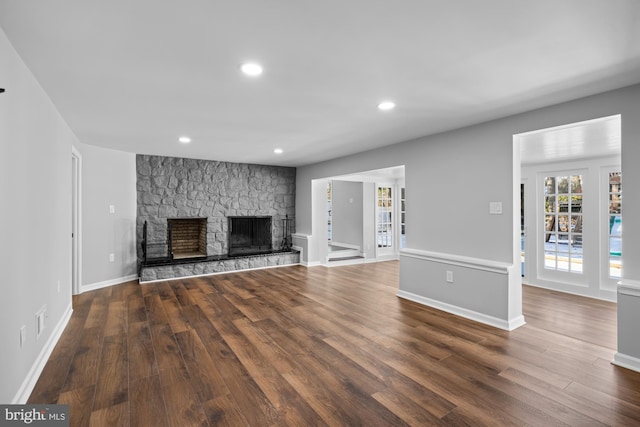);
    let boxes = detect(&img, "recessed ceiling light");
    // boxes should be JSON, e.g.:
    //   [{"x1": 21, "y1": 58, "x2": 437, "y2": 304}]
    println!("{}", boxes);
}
[
  {"x1": 377, "y1": 101, "x2": 396, "y2": 111},
  {"x1": 241, "y1": 62, "x2": 263, "y2": 77},
  {"x1": 274, "y1": 148, "x2": 284, "y2": 154},
  {"x1": 178, "y1": 136, "x2": 191, "y2": 144}
]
